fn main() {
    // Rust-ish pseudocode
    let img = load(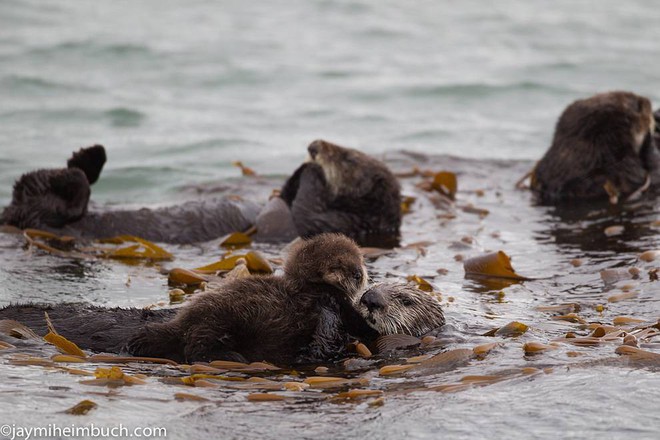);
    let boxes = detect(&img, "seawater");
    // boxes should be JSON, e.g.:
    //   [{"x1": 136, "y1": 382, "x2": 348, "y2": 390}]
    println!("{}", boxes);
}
[
  {"x1": 2, "y1": 0, "x2": 660, "y2": 204},
  {"x1": 1, "y1": 1, "x2": 660, "y2": 440}
]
